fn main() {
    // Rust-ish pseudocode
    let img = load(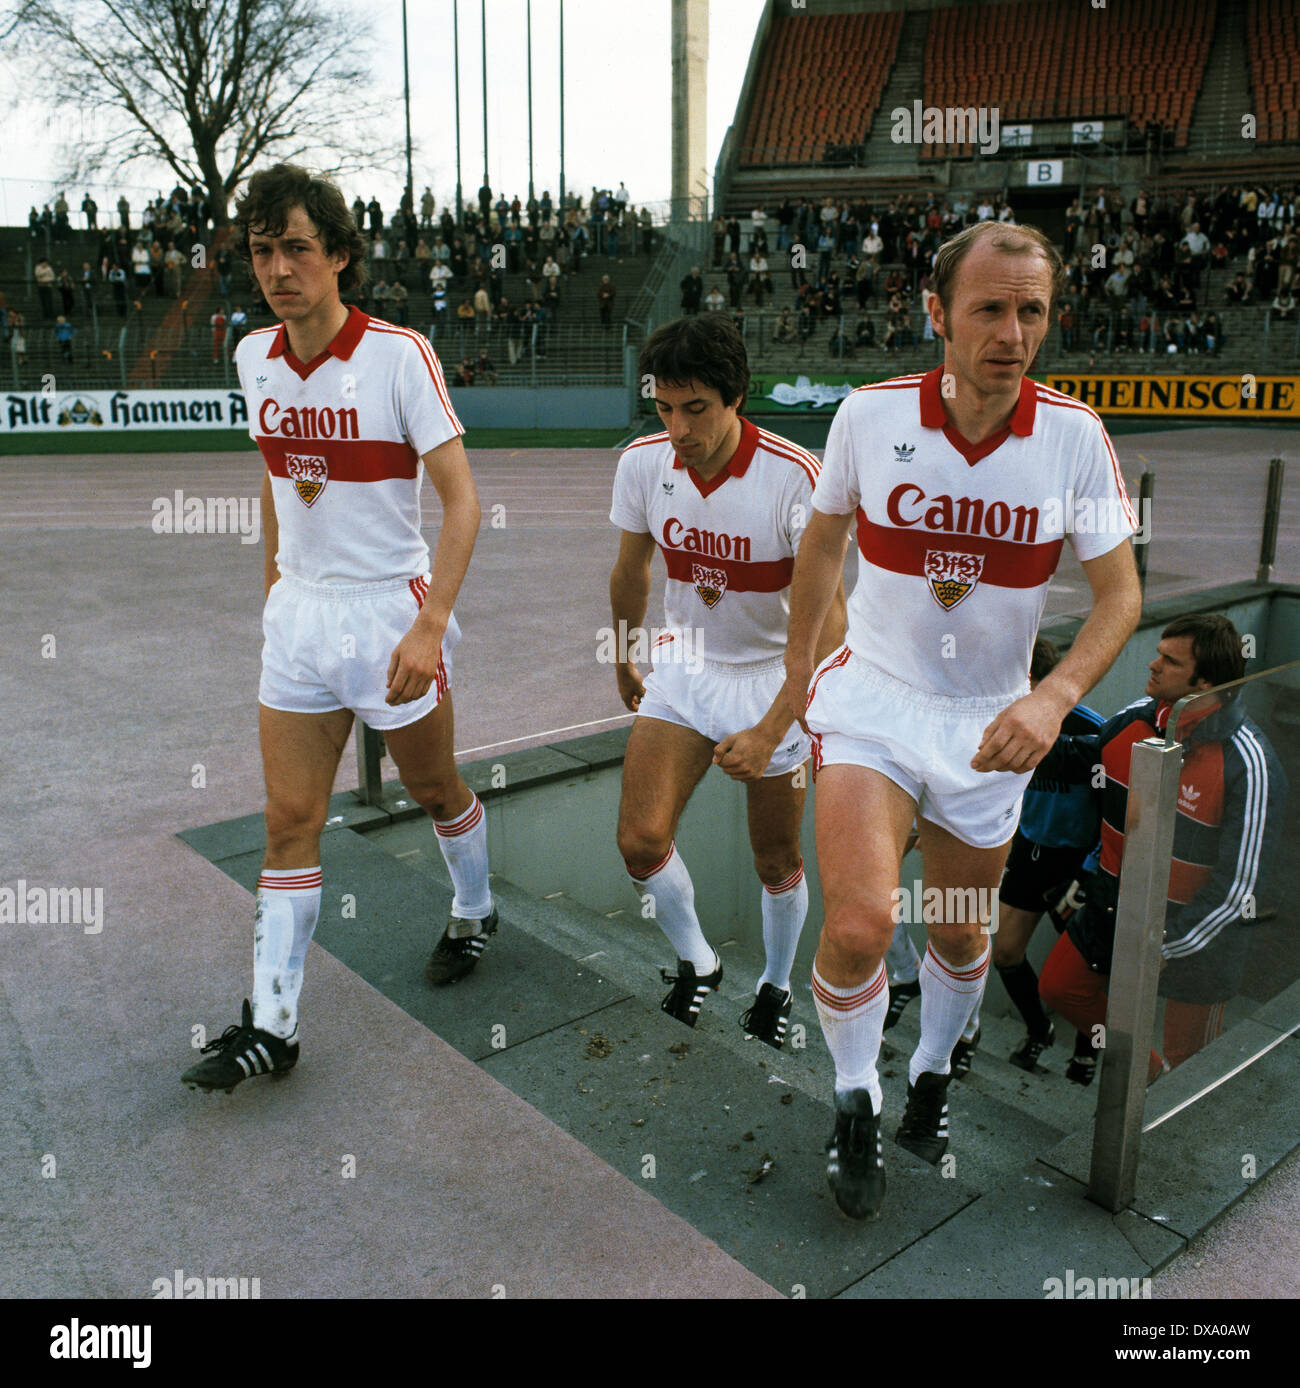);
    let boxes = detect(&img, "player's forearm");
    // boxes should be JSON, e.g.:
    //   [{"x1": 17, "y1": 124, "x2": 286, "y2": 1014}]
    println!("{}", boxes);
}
[
  {"x1": 813, "y1": 579, "x2": 848, "y2": 665},
  {"x1": 419, "y1": 492, "x2": 481, "y2": 626},
  {"x1": 261, "y1": 470, "x2": 279, "y2": 595},
  {"x1": 609, "y1": 564, "x2": 651, "y2": 635},
  {"x1": 1038, "y1": 582, "x2": 1142, "y2": 715},
  {"x1": 786, "y1": 524, "x2": 847, "y2": 673}
]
